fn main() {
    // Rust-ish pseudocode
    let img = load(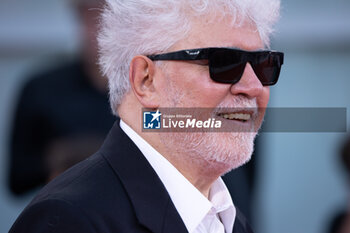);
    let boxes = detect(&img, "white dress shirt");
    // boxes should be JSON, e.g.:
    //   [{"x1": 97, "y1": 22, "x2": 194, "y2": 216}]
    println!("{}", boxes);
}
[{"x1": 120, "y1": 120, "x2": 236, "y2": 233}]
